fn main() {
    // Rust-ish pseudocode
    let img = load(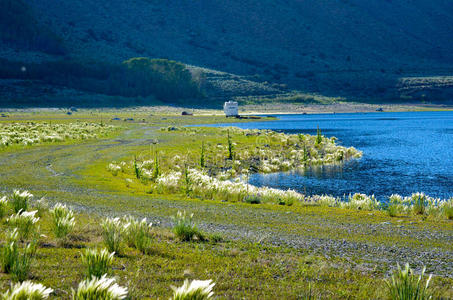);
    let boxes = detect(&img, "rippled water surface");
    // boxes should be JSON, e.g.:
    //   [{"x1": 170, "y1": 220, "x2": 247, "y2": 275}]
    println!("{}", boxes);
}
[{"x1": 215, "y1": 111, "x2": 453, "y2": 200}]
